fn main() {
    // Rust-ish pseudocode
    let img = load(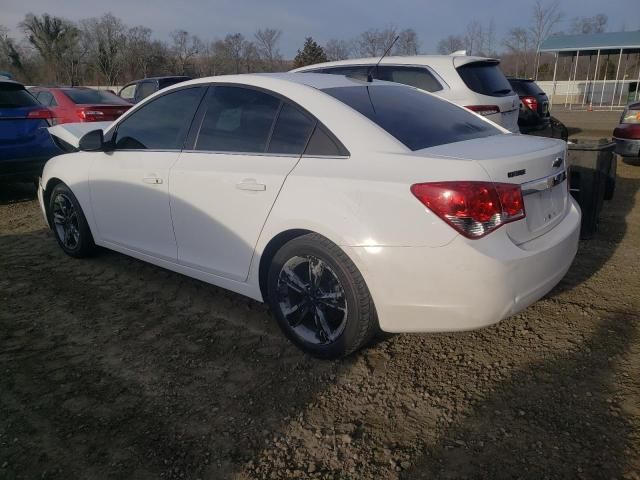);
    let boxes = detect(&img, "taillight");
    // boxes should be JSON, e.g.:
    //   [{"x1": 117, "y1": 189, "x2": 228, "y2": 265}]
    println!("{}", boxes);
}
[
  {"x1": 521, "y1": 96, "x2": 538, "y2": 112},
  {"x1": 27, "y1": 108, "x2": 57, "y2": 125},
  {"x1": 410, "y1": 181, "x2": 525, "y2": 239},
  {"x1": 78, "y1": 109, "x2": 105, "y2": 121},
  {"x1": 465, "y1": 105, "x2": 500, "y2": 116}
]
